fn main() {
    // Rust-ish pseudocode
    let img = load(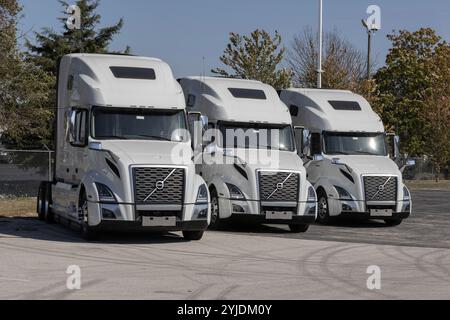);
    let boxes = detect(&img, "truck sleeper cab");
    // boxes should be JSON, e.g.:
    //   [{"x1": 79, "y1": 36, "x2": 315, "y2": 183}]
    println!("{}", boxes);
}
[
  {"x1": 37, "y1": 54, "x2": 210, "y2": 240},
  {"x1": 280, "y1": 88, "x2": 413, "y2": 226},
  {"x1": 180, "y1": 77, "x2": 317, "y2": 232}
]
